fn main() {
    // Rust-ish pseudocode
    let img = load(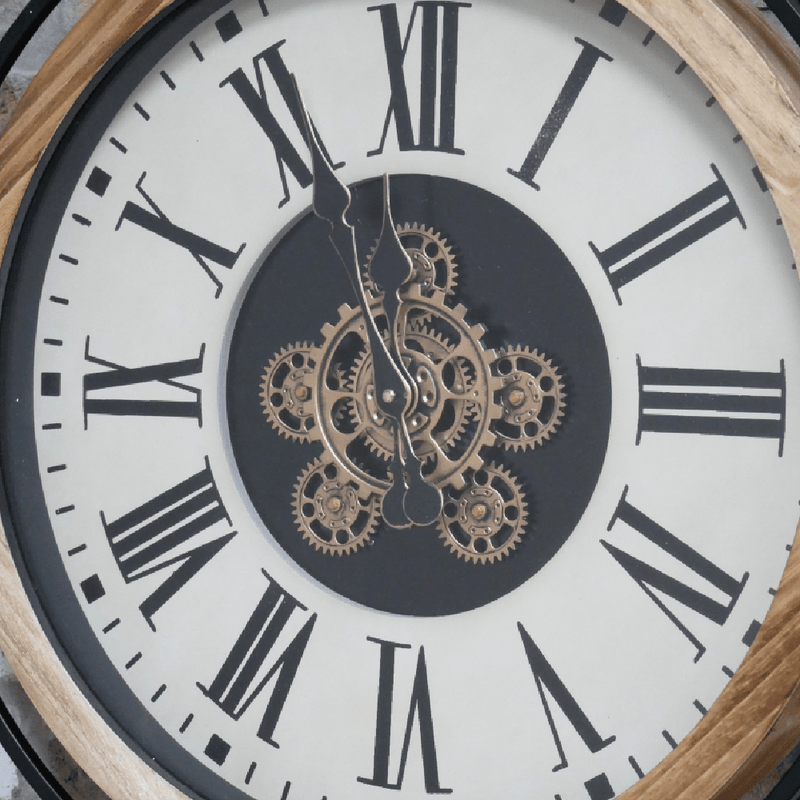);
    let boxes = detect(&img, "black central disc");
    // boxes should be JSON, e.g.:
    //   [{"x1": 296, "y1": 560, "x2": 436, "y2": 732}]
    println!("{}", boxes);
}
[{"x1": 227, "y1": 174, "x2": 611, "y2": 616}]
